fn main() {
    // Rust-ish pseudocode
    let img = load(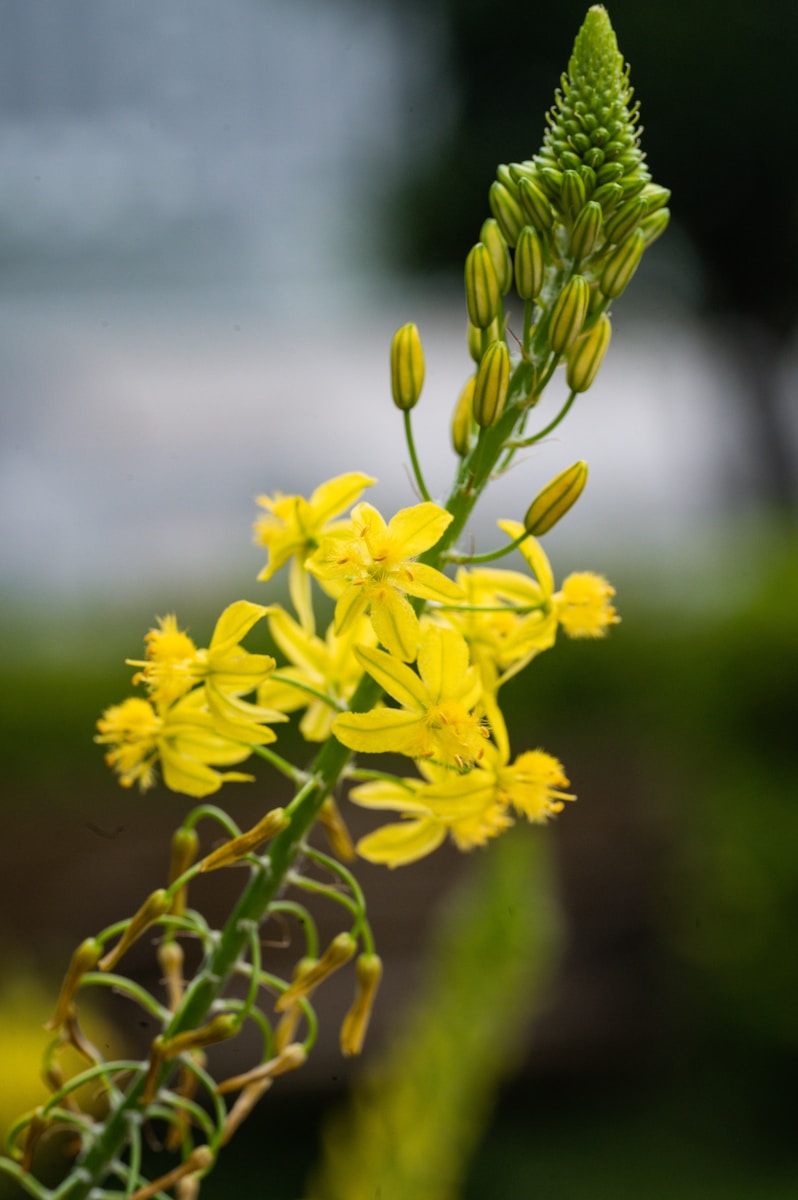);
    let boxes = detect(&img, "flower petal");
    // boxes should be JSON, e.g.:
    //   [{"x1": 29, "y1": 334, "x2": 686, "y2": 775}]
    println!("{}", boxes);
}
[
  {"x1": 369, "y1": 587, "x2": 419, "y2": 661},
  {"x1": 348, "y1": 779, "x2": 431, "y2": 814},
  {"x1": 309, "y1": 472, "x2": 376, "y2": 524},
  {"x1": 497, "y1": 519, "x2": 555, "y2": 597},
  {"x1": 398, "y1": 562, "x2": 464, "y2": 604},
  {"x1": 417, "y1": 626, "x2": 469, "y2": 703},
  {"x1": 386, "y1": 502, "x2": 453, "y2": 558},
  {"x1": 332, "y1": 708, "x2": 422, "y2": 755},
  {"x1": 356, "y1": 818, "x2": 446, "y2": 867},
  {"x1": 209, "y1": 600, "x2": 270, "y2": 656},
  {"x1": 354, "y1": 645, "x2": 428, "y2": 711}
]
